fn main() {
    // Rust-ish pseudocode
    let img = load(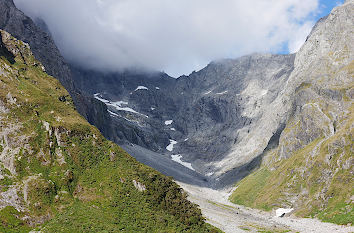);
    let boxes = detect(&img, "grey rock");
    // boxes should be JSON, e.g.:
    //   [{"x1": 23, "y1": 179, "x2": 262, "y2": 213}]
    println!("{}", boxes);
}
[
  {"x1": 2, "y1": 0, "x2": 352, "y2": 191},
  {"x1": 0, "y1": 0, "x2": 73, "y2": 92},
  {"x1": 72, "y1": 52, "x2": 295, "y2": 187},
  {"x1": 71, "y1": 0, "x2": 353, "y2": 188},
  {"x1": 0, "y1": 0, "x2": 116, "y2": 145}
]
